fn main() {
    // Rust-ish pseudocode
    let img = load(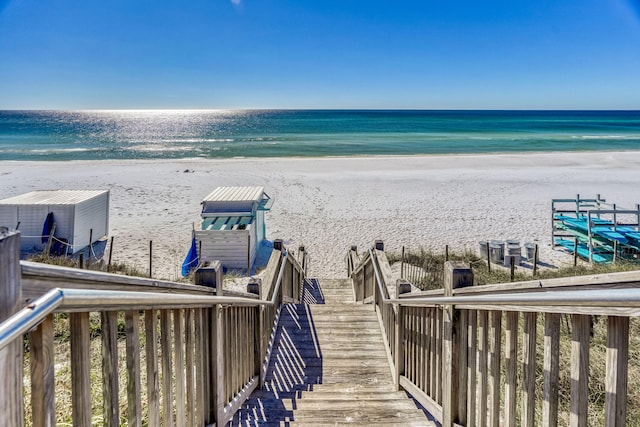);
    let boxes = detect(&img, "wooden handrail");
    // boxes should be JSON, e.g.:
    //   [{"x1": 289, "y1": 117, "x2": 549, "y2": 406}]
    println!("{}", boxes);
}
[
  {"x1": 0, "y1": 230, "x2": 306, "y2": 427},
  {"x1": 348, "y1": 242, "x2": 639, "y2": 427}
]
